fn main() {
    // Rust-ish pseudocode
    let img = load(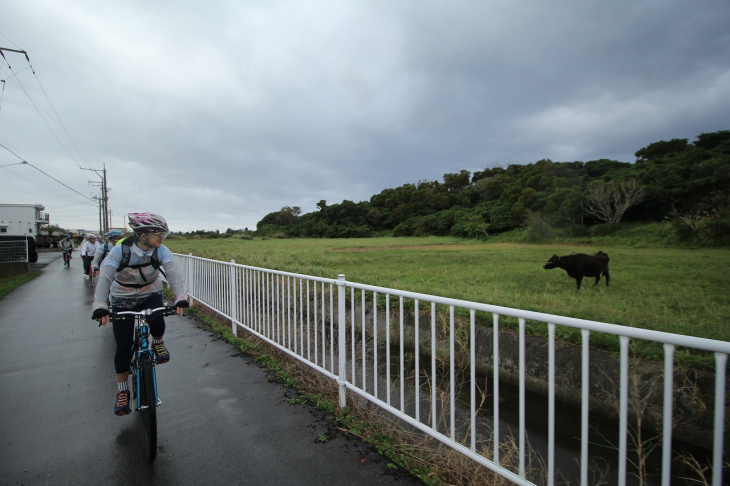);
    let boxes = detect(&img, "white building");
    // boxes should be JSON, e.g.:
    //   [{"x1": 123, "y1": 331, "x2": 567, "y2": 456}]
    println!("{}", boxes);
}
[{"x1": 0, "y1": 203, "x2": 50, "y2": 236}]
